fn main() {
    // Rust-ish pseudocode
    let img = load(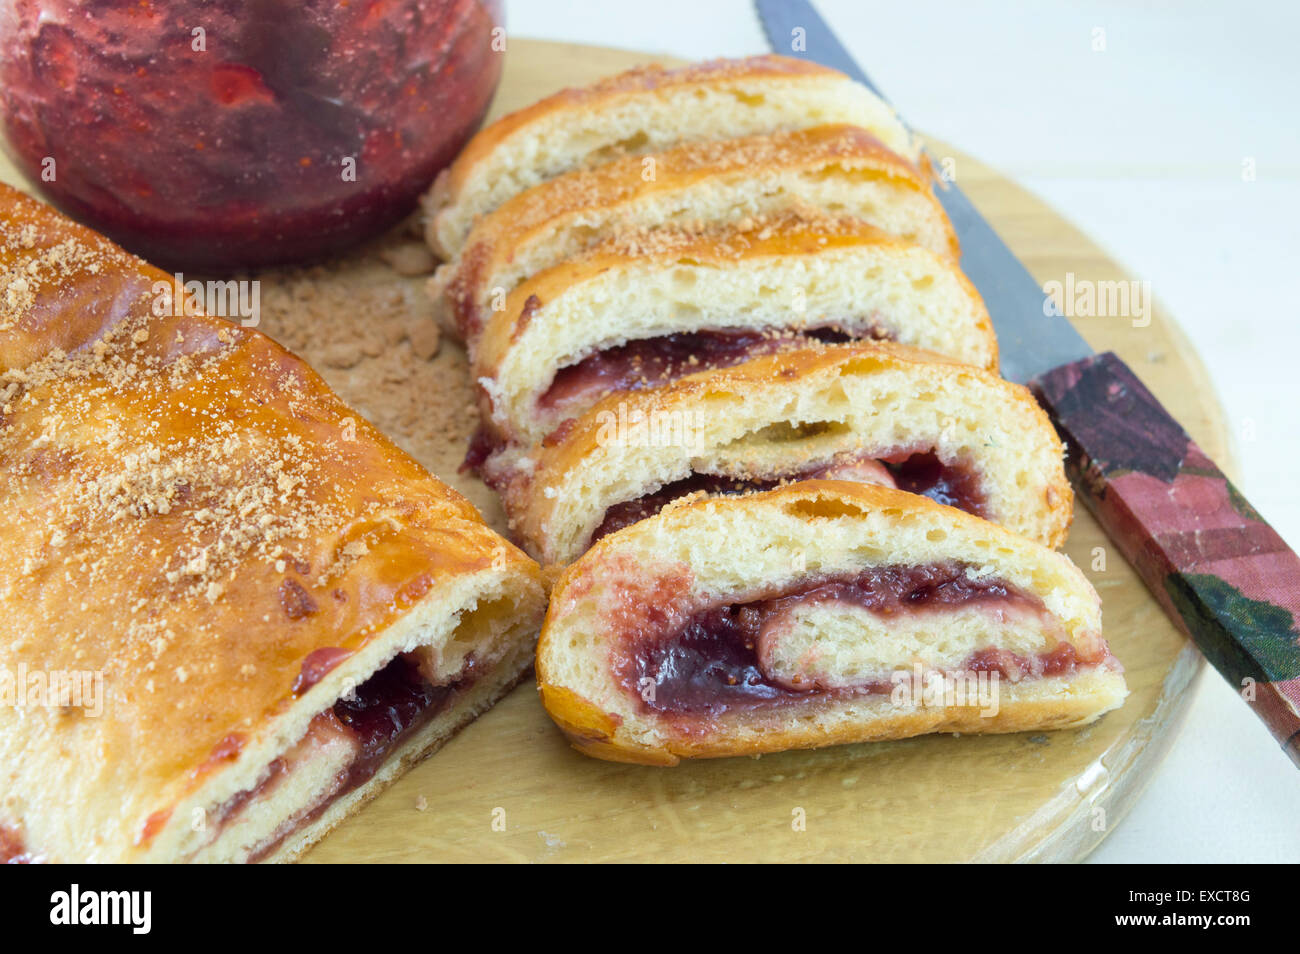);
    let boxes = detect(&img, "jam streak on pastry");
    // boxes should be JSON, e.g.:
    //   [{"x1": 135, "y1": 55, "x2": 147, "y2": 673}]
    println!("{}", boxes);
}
[
  {"x1": 292, "y1": 647, "x2": 355, "y2": 693},
  {"x1": 611, "y1": 563, "x2": 1102, "y2": 716},
  {"x1": 198, "y1": 654, "x2": 472, "y2": 862},
  {"x1": 591, "y1": 450, "x2": 985, "y2": 545},
  {"x1": 537, "y1": 325, "x2": 873, "y2": 415},
  {"x1": 0, "y1": 826, "x2": 32, "y2": 864}
]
